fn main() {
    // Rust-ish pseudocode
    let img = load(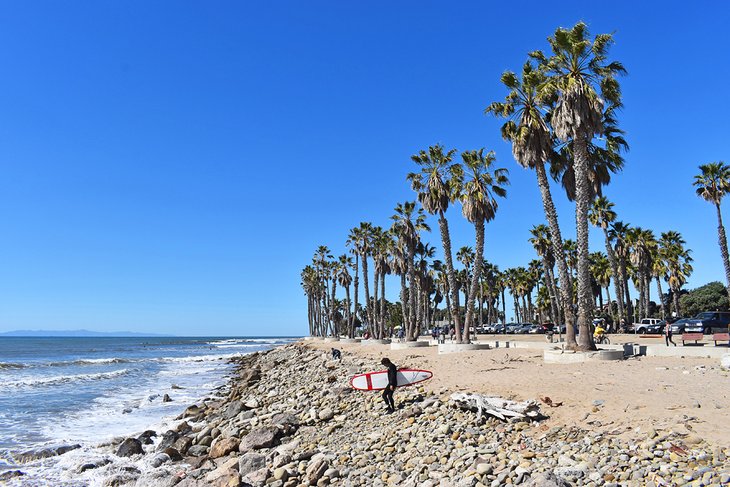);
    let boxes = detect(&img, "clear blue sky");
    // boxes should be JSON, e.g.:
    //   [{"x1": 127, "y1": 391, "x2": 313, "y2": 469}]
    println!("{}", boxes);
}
[{"x1": 1, "y1": 2, "x2": 728, "y2": 335}]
